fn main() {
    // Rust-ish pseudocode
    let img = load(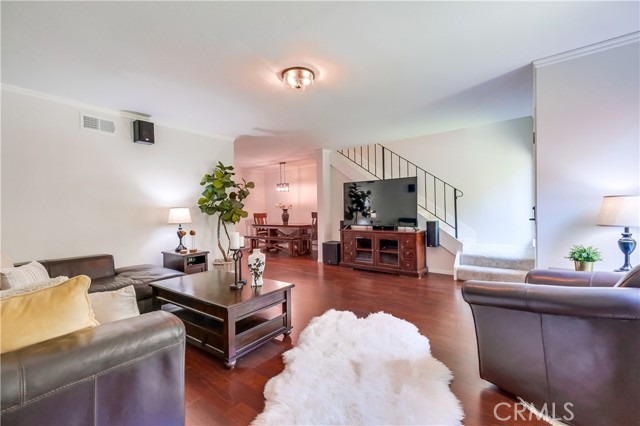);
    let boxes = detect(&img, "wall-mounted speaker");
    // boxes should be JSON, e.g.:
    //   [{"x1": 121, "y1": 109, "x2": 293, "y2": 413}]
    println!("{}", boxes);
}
[
  {"x1": 133, "y1": 120, "x2": 154, "y2": 145},
  {"x1": 426, "y1": 221, "x2": 439, "y2": 247}
]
